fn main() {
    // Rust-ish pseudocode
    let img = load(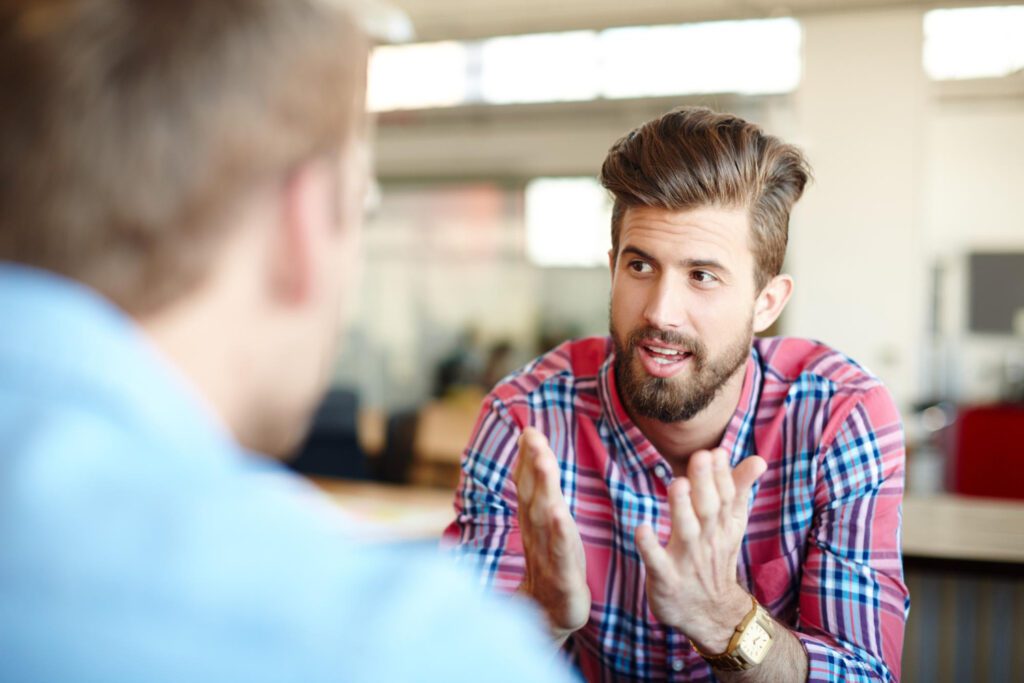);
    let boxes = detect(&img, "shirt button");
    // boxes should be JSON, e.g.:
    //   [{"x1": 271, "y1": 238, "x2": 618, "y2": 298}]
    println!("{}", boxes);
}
[
  {"x1": 654, "y1": 464, "x2": 669, "y2": 480},
  {"x1": 671, "y1": 658, "x2": 685, "y2": 672}
]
